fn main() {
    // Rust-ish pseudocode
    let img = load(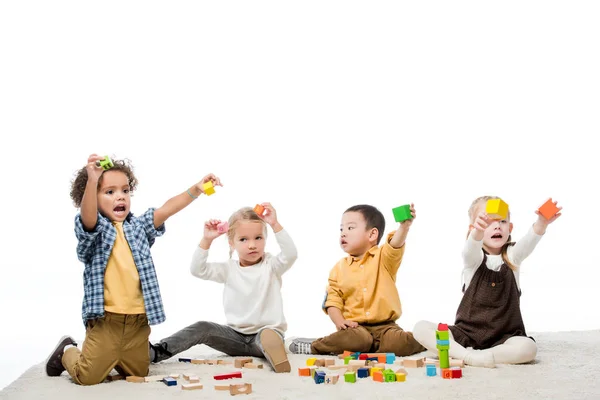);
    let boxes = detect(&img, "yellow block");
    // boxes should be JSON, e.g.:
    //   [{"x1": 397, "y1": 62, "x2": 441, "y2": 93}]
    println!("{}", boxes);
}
[
  {"x1": 202, "y1": 181, "x2": 215, "y2": 195},
  {"x1": 370, "y1": 367, "x2": 383, "y2": 376},
  {"x1": 486, "y1": 199, "x2": 509, "y2": 220},
  {"x1": 395, "y1": 372, "x2": 406, "y2": 382},
  {"x1": 306, "y1": 357, "x2": 317, "y2": 366}
]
